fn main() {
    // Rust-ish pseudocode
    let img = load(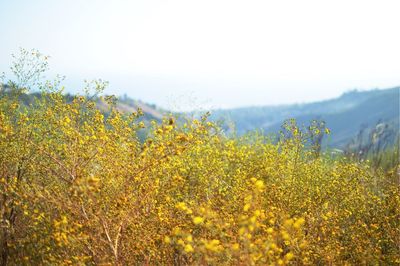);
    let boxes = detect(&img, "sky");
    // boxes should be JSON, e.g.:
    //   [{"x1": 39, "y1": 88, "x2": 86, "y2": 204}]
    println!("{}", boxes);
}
[{"x1": 1, "y1": 0, "x2": 399, "y2": 111}]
